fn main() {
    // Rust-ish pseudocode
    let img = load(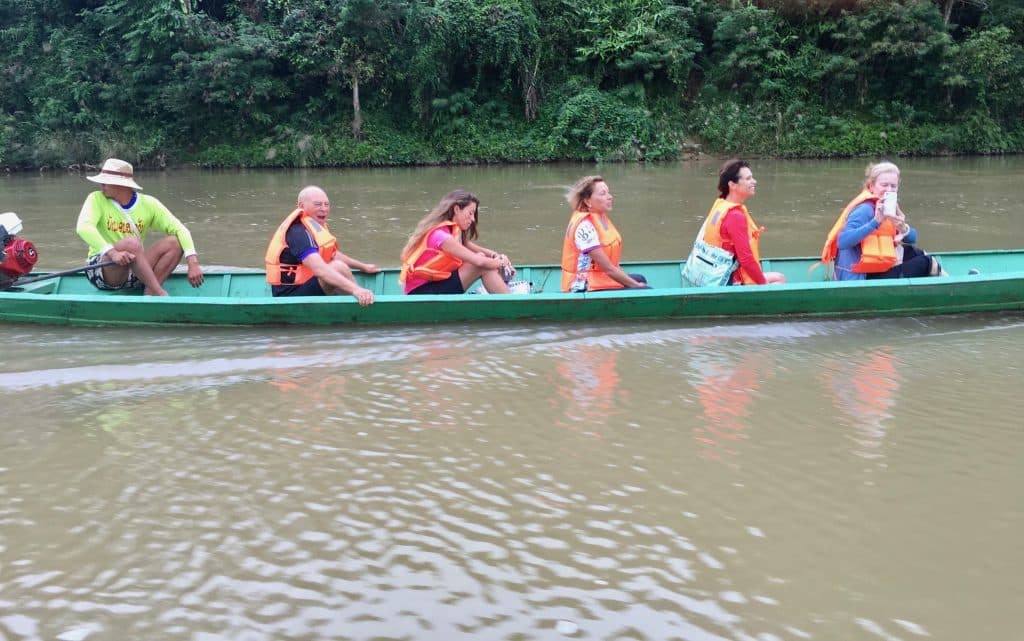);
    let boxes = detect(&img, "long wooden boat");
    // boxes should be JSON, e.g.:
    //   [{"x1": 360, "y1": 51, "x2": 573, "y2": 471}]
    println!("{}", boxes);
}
[{"x1": 1, "y1": 250, "x2": 1022, "y2": 327}]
